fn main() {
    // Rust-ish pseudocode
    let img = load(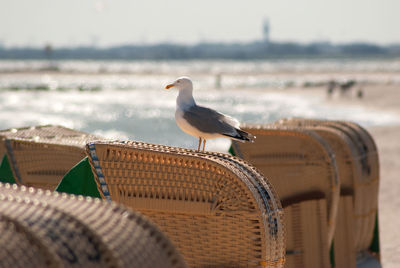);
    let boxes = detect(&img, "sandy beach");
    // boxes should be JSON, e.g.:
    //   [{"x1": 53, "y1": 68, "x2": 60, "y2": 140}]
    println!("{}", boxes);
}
[{"x1": 280, "y1": 84, "x2": 400, "y2": 267}]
